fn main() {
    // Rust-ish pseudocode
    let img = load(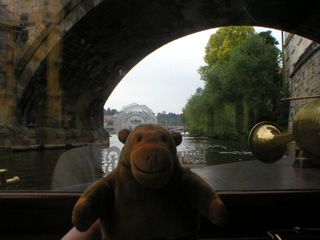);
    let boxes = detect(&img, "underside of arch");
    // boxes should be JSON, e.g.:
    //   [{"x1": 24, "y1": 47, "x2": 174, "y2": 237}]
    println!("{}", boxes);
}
[{"x1": 12, "y1": 0, "x2": 320, "y2": 133}]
